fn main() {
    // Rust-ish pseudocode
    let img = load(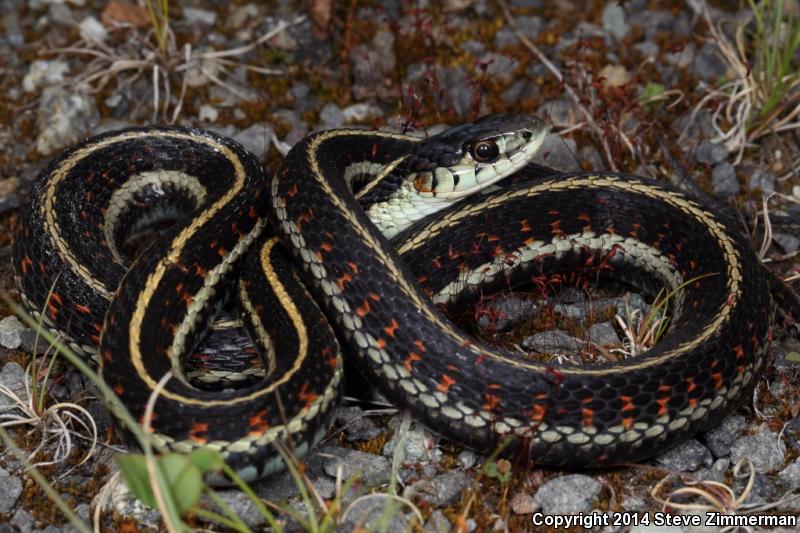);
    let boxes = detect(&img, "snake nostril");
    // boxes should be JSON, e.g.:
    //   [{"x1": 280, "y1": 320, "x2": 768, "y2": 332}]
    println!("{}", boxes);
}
[{"x1": 522, "y1": 131, "x2": 532, "y2": 140}]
